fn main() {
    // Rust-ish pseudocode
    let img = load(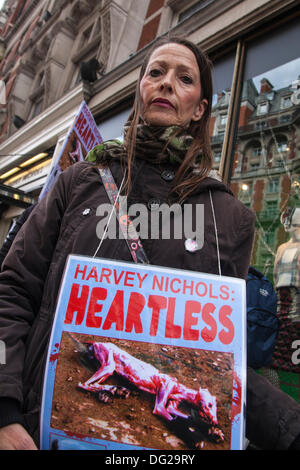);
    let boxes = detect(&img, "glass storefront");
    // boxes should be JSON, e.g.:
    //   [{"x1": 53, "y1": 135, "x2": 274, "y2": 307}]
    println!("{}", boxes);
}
[
  {"x1": 210, "y1": 16, "x2": 300, "y2": 286},
  {"x1": 212, "y1": 16, "x2": 300, "y2": 397},
  {"x1": 234, "y1": 58, "x2": 299, "y2": 277},
  {"x1": 233, "y1": 46, "x2": 300, "y2": 284}
]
